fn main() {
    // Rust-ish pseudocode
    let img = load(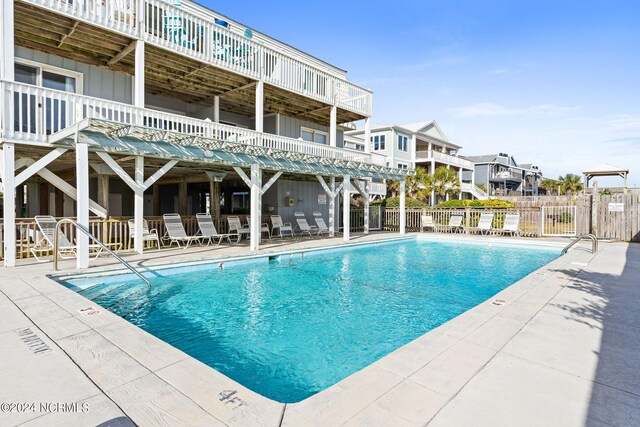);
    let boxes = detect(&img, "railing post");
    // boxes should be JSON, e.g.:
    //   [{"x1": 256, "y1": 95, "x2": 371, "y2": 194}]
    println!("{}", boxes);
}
[
  {"x1": 76, "y1": 138, "x2": 90, "y2": 269},
  {"x1": 465, "y1": 207, "x2": 471, "y2": 234},
  {"x1": 250, "y1": 163, "x2": 261, "y2": 252},
  {"x1": 2, "y1": 142, "x2": 16, "y2": 267},
  {"x1": 399, "y1": 179, "x2": 406, "y2": 235},
  {"x1": 343, "y1": 175, "x2": 350, "y2": 241}
]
